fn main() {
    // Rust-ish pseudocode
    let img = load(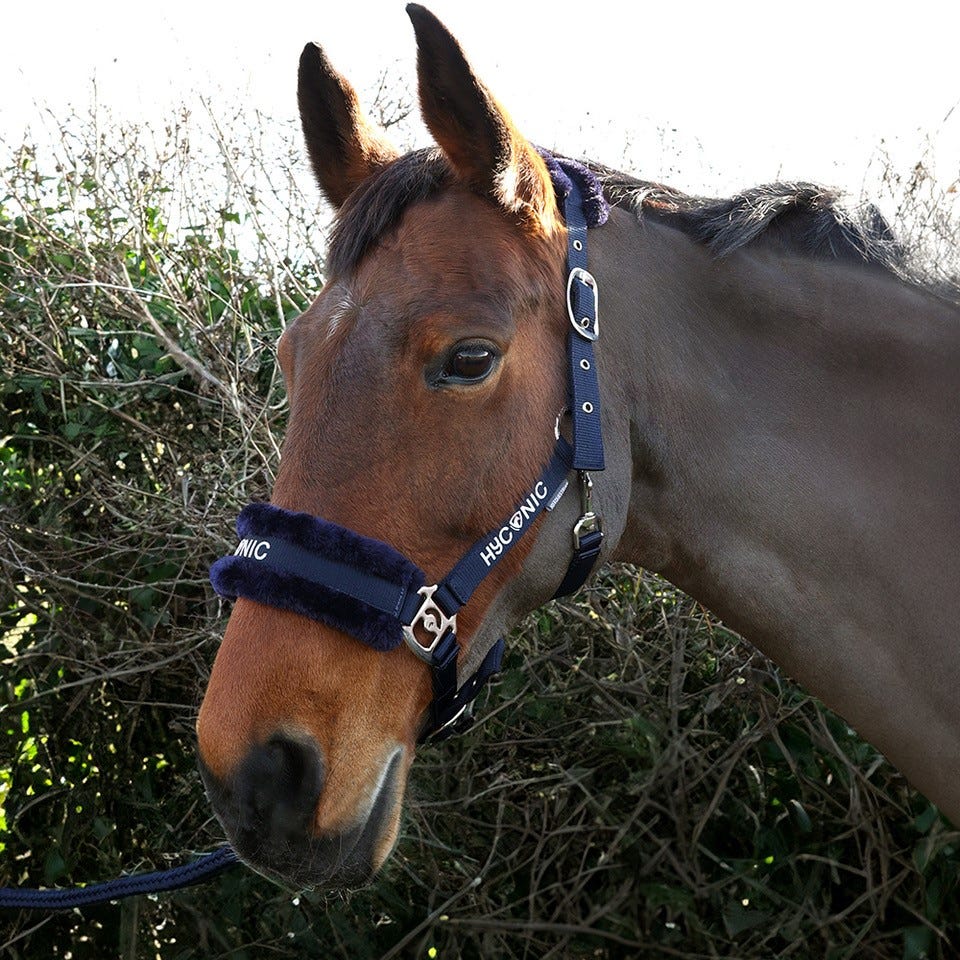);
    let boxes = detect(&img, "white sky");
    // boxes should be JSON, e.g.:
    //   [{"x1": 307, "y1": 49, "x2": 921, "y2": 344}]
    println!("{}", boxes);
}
[{"x1": 3, "y1": 1, "x2": 958, "y2": 204}]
